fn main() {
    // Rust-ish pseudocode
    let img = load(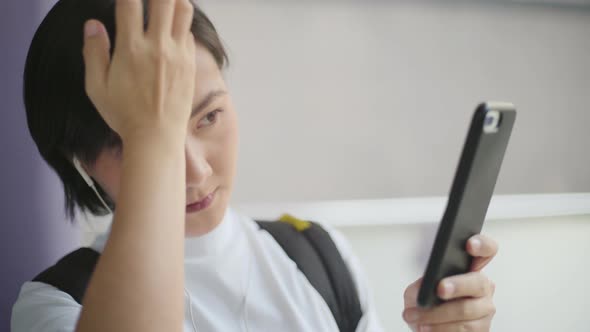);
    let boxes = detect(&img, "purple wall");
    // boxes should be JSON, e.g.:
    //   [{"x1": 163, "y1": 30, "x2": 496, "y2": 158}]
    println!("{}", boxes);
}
[{"x1": 0, "y1": 0, "x2": 80, "y2": 329}]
